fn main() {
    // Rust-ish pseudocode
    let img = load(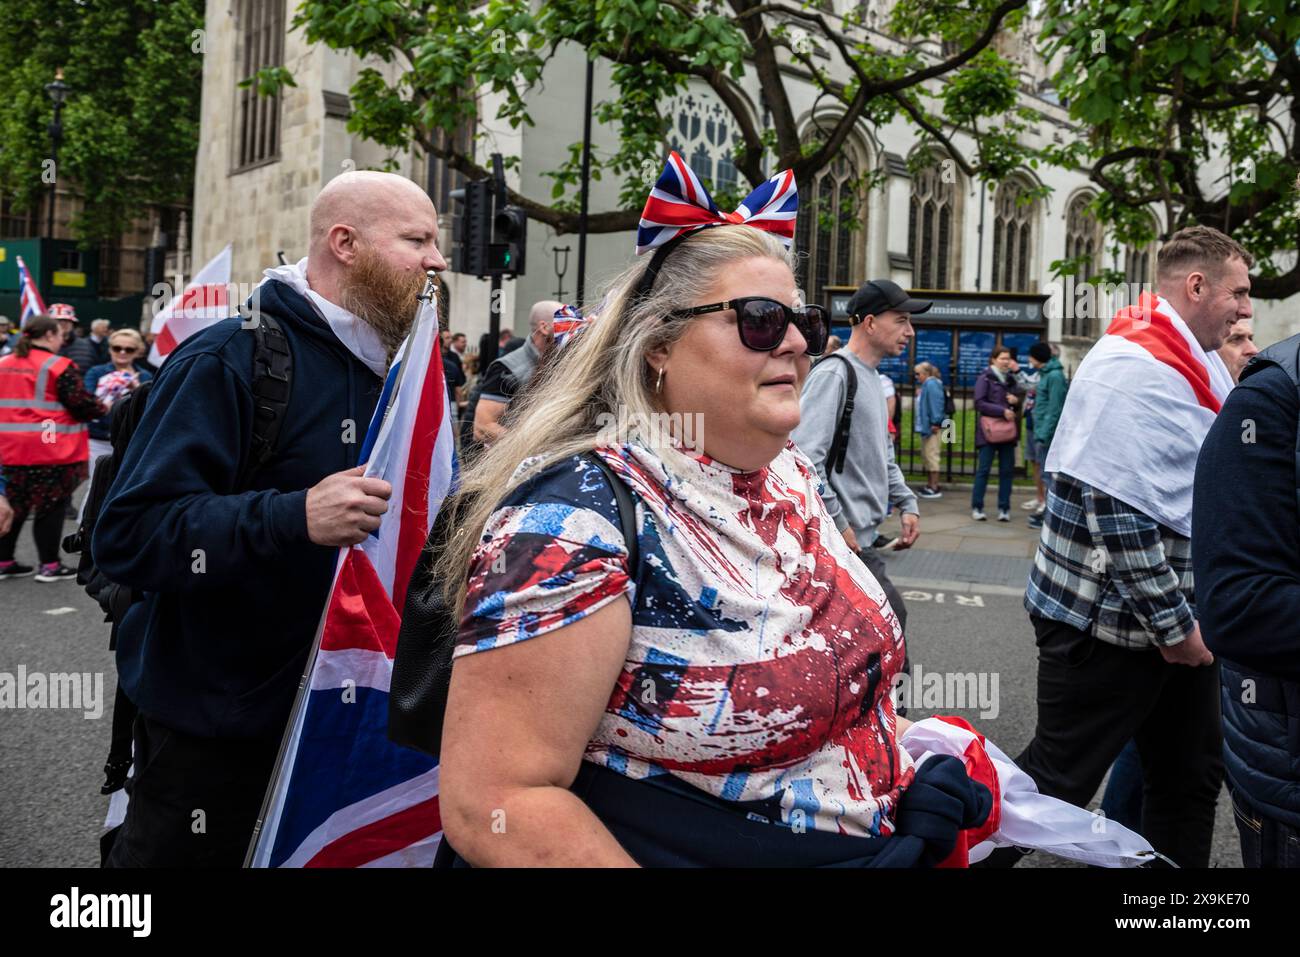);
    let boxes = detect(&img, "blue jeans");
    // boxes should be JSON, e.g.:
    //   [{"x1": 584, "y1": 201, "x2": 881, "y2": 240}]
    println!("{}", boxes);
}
[
  {"x1": 1099, "y1": 738, "x2": 1143, "y2": 830},
  {"x1": 1232, "y1": 790, "x2": 1300, "y2": 868},
  {"x1": 971, "y1": 442, "x2": 1015, "y2": 512}
]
